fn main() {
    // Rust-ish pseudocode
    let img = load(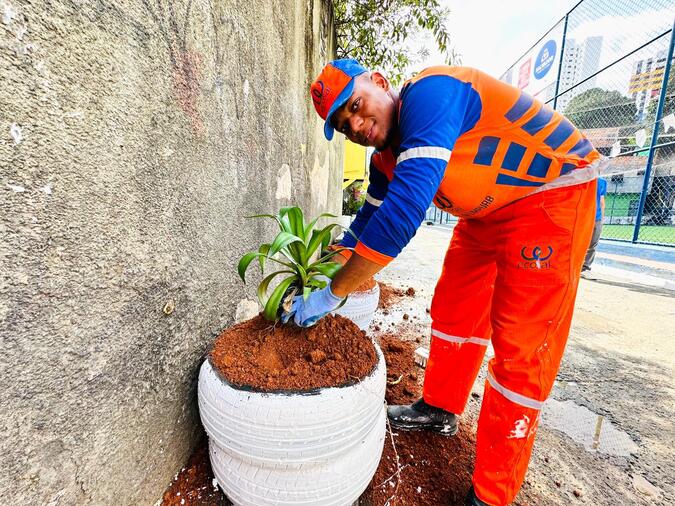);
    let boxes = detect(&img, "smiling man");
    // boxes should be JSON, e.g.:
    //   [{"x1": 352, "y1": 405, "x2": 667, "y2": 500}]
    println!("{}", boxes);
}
[{"x1": 283, "y1": 59, "x2": 605, "y2": 505}]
